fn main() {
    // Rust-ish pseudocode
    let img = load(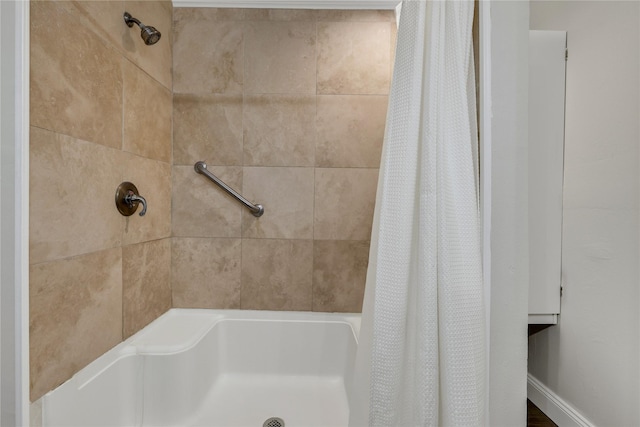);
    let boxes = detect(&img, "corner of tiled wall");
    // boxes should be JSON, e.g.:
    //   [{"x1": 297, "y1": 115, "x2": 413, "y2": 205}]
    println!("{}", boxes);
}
[
  {"x1": 29, "y1": 0, "x2": 173, "y2": 401},
  {"x1": 171, "y1": 8, "x2": 394, "y2": 314}
]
